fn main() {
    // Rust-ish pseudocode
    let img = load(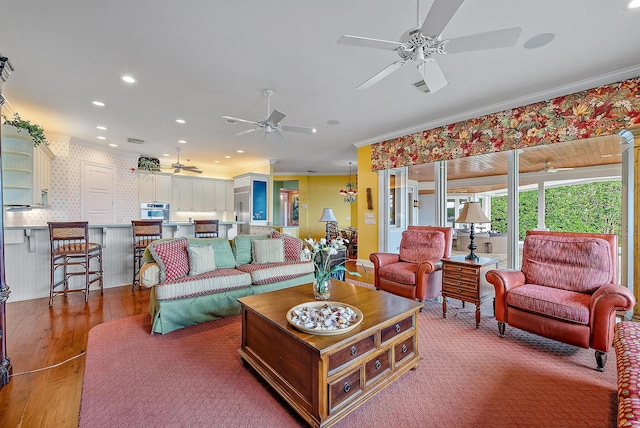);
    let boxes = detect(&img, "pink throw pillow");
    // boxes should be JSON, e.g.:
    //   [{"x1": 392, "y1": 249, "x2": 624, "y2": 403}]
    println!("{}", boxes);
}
[
  {"x1": 271, "y1": 231, "x2": 303, "y2": 261},
  {"x1": 149, "y1": 237, "x2": 189, "y2": 282}
]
